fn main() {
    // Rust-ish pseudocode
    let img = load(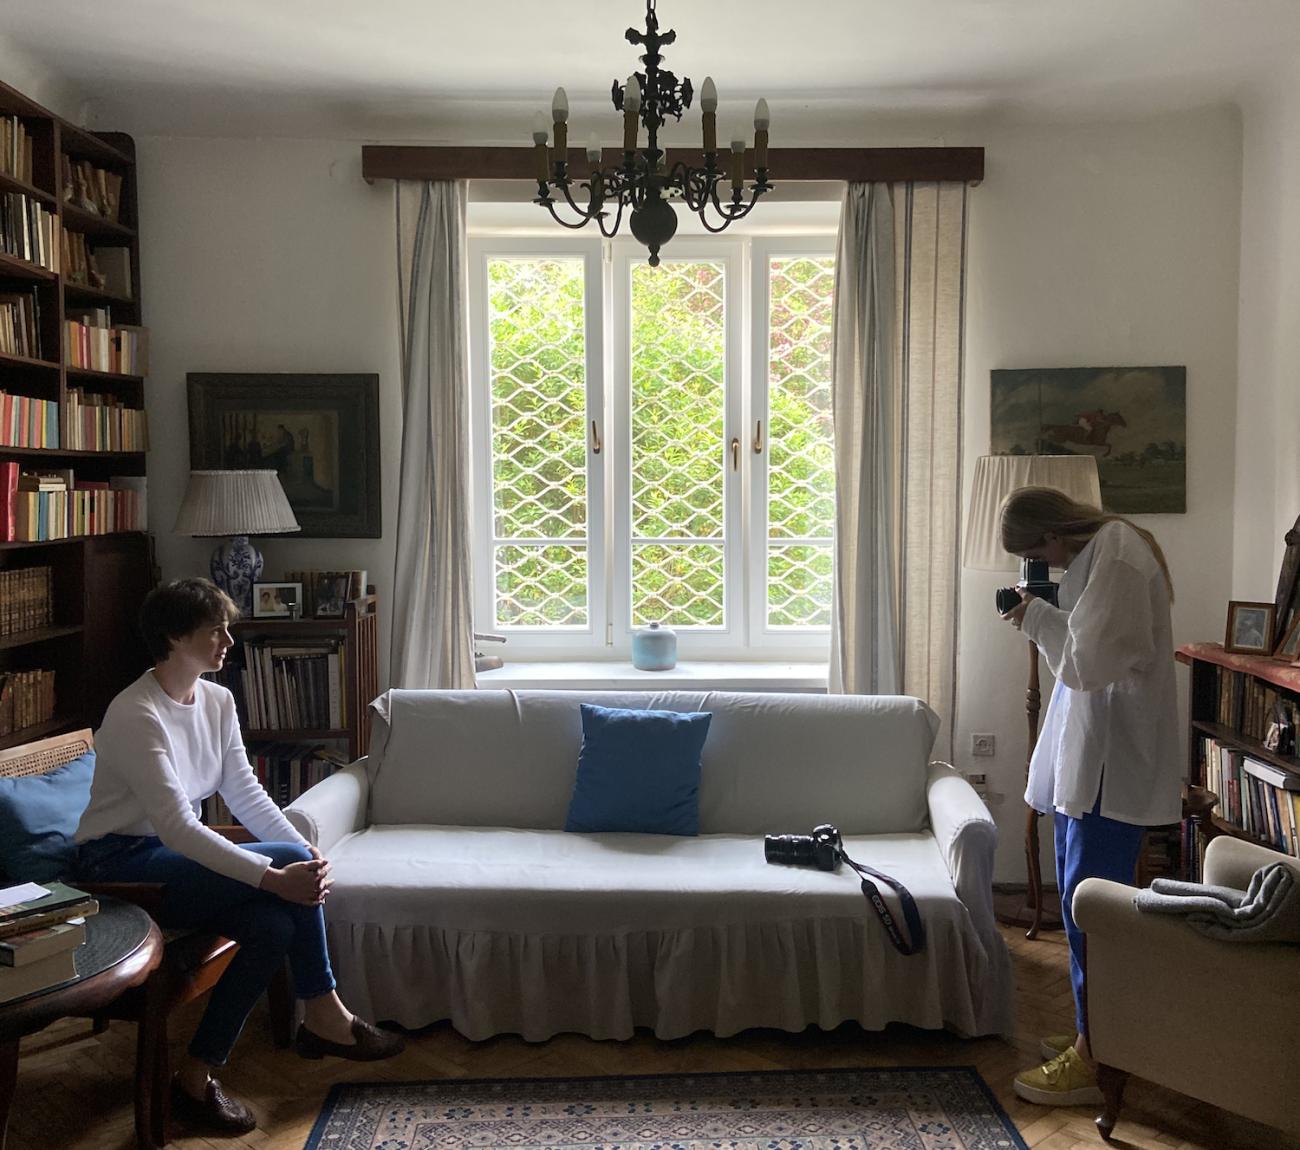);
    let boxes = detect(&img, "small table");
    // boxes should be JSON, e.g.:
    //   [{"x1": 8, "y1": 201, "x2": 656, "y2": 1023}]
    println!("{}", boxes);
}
[{"x1": 0, "y1": 898, "x2": 162, "y2": 1150}]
